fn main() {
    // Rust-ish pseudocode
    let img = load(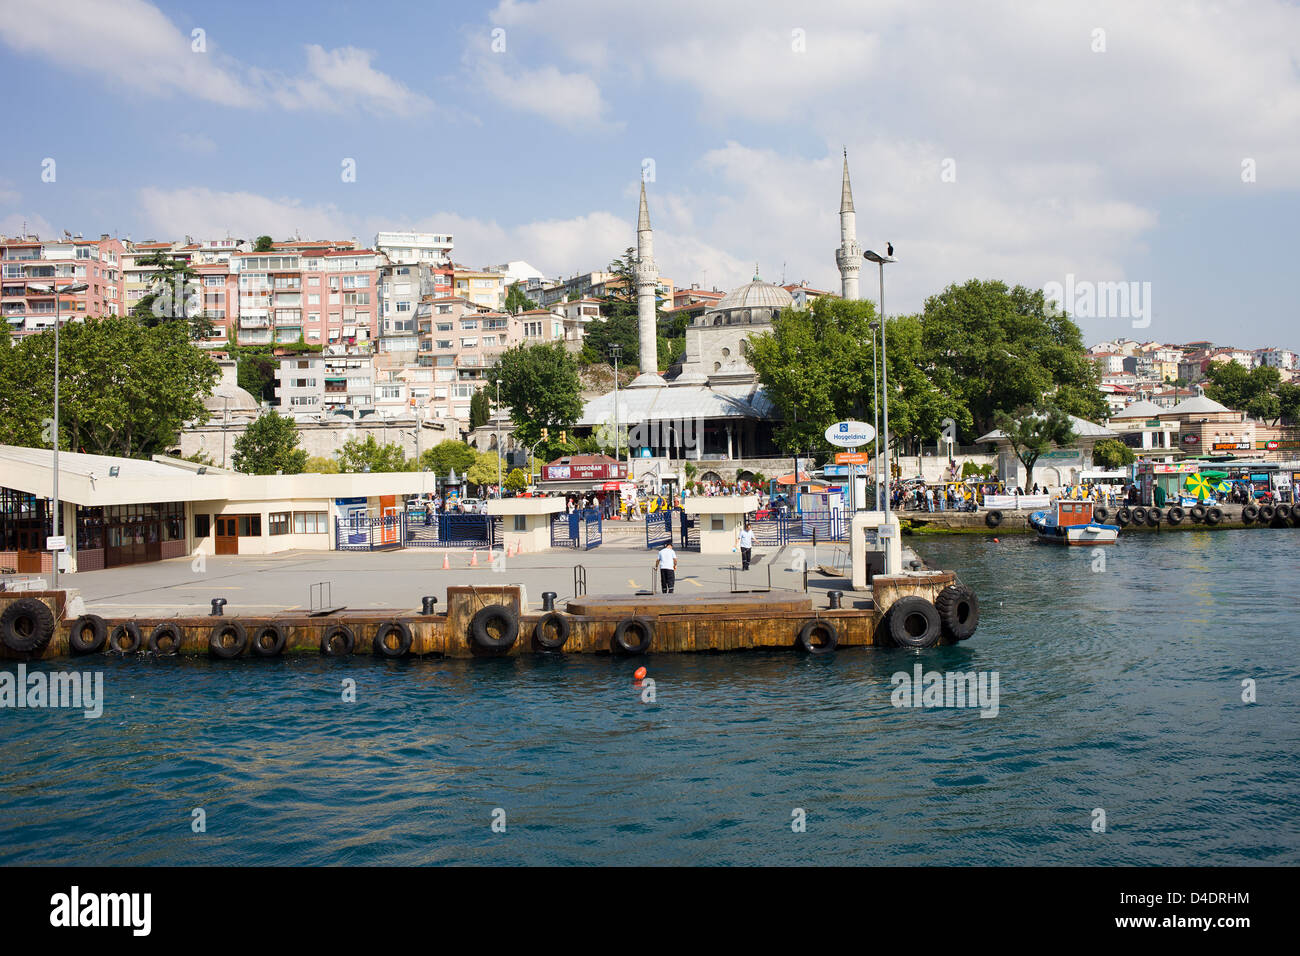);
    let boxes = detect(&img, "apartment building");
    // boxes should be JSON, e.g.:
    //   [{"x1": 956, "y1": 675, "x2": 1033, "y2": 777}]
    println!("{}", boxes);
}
[
  {"x1": 418, "y1": 296, "x2": 516, "y2": 422},
  {"x1": 451, "y1": 266, "x2": 506, "y2": 309},
  {"x1": 377, "y1": 260, "x2": 435, "y2": 360},
  {"x1": 233, "y1": 243, "x2": 380, "y2": 347},
  {"x1": 274, "y1": 352, "x2": 375, "y2": 413},
  {"x1": 1253, "y1": 347, "x2": 1296, "y2": 370},
  {"x1": 1, "y1": 233, "x2": 124, "y2": 335},
  {"x1": 374, "y1": 231, "x2": 453, "y2": 266}
]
